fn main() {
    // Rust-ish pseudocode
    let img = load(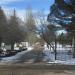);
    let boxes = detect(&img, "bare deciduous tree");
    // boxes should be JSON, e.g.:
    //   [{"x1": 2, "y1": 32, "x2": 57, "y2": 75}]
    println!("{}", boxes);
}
[{"x1": 35, "y1": 10, "x2": 56, "y2": 51}]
